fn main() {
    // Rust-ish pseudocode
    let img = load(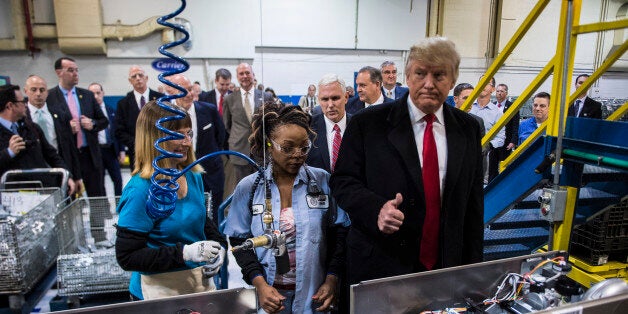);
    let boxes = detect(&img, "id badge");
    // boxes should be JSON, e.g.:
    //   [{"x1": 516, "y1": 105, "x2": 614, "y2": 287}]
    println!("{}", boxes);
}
[
  {"x1": 306, "y1": 194, "x2": 329, "y2": 209},
  {"x1": 251, "y1": 204, "x2": 264, "y2": 215}
]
